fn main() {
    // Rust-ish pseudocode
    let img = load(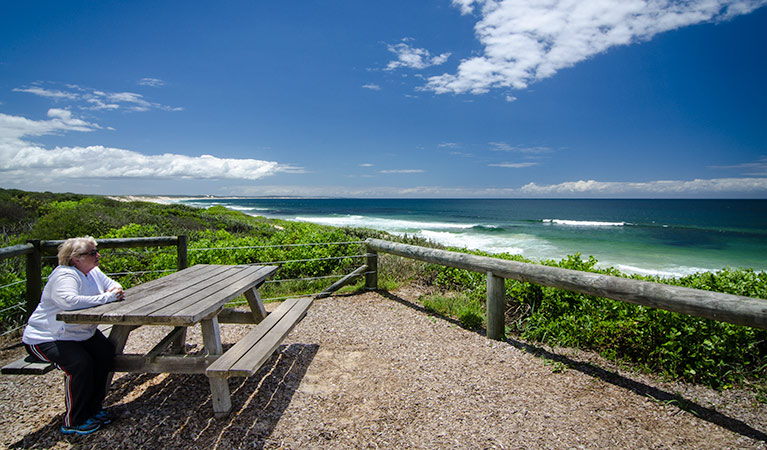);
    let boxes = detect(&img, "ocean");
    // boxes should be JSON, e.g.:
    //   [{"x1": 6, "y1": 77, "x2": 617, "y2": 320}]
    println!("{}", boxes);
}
[{"x1": 180, "y1": 198, "x2": 767, "y2": 277}]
